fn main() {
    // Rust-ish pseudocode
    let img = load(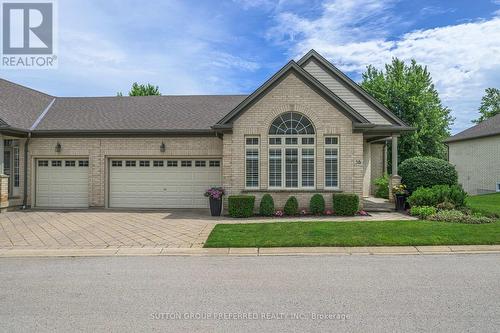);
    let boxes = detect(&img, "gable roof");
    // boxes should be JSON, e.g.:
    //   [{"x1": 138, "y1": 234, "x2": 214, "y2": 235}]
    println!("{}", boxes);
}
[
  {"x1": 445, "y1": 113, "x2": 500, "y2": 143},
  {"x1": 215, "y1": 60, "x2": 370, "y2": 127},
  {"x1": 0, "y1": 50, "x2": 413, "y2": 135},
  {"x1": 297, "y1": 50, "x2": 408, "y2": 127}
]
